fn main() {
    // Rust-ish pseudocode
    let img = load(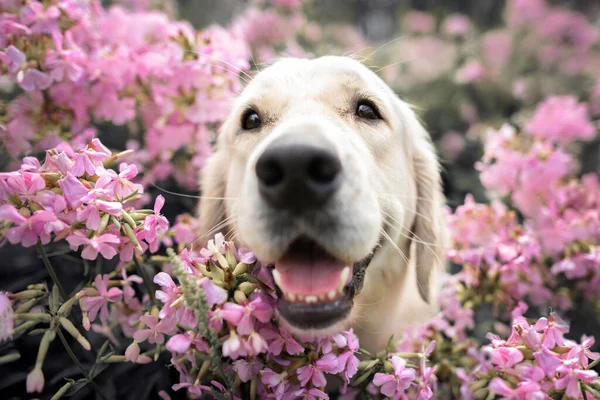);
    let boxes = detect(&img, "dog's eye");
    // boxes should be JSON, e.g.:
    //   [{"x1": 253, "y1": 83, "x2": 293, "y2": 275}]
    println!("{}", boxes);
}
[
  {"x1": 242, "y1": 110, "x2": 262, "y2": 130},
  {"x1": 356, "y1": 101, "x2": 381, "y2": 120}
]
